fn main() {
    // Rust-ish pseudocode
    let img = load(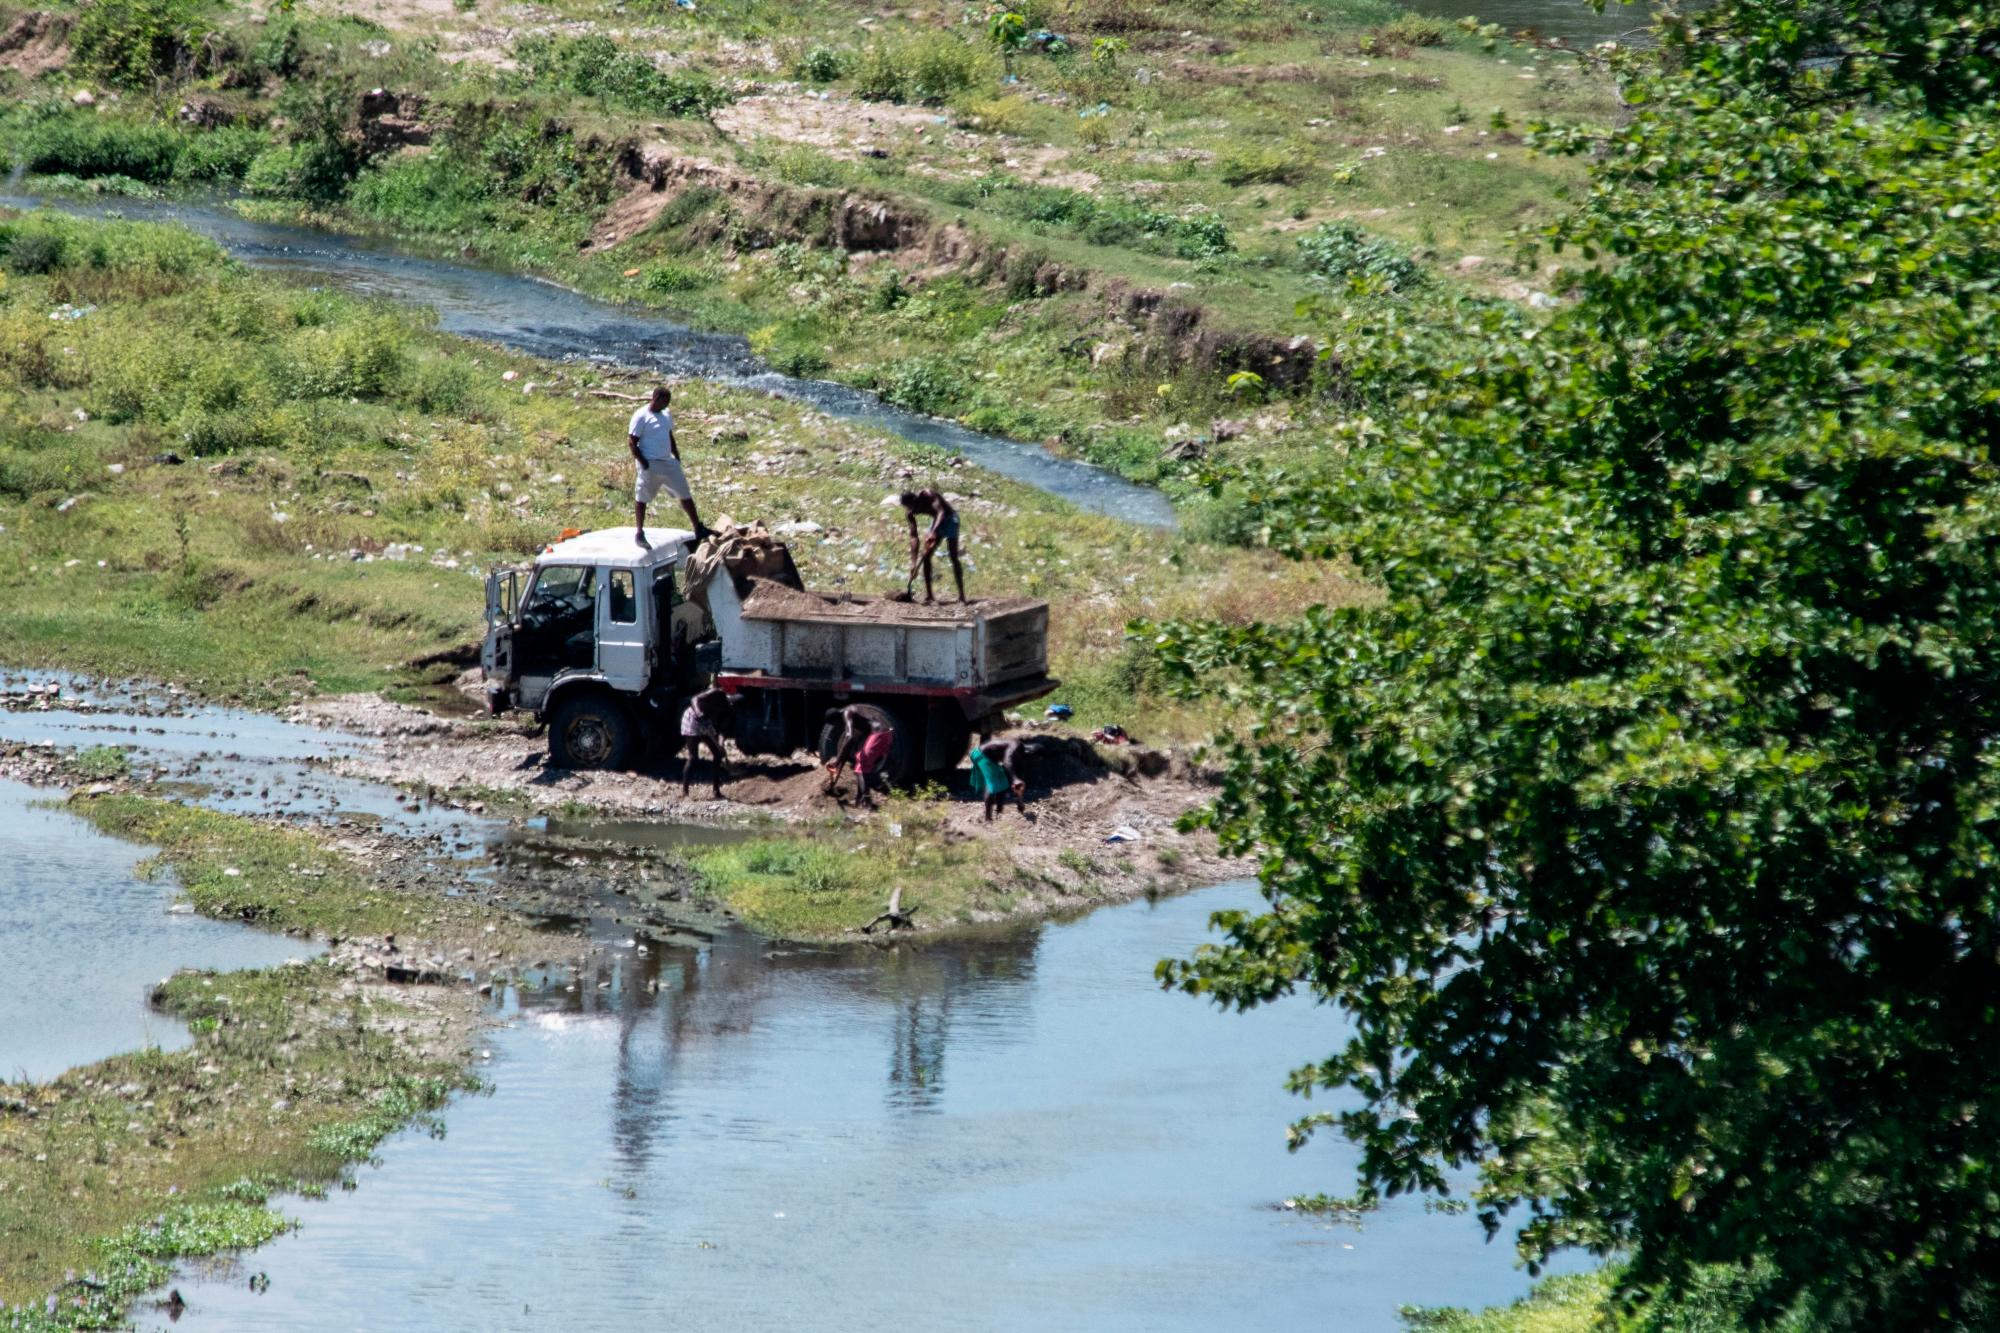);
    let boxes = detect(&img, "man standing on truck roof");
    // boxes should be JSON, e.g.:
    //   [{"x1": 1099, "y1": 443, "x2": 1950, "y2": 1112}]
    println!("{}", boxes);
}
[
  {"x1": 630, "y1": 386, "x2": 710, "y2": 549},
  {"x1": 899, "y1": 487, "x2": 966, "y2": 604}
]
